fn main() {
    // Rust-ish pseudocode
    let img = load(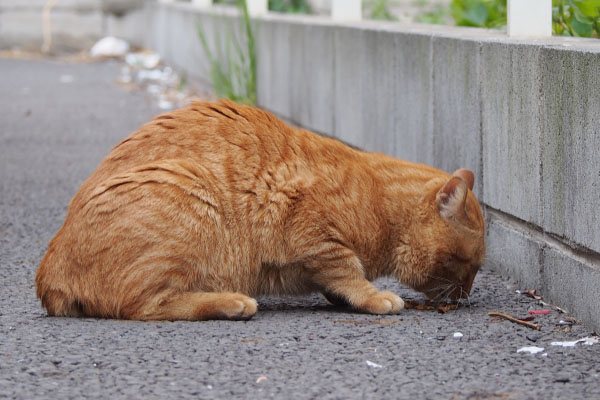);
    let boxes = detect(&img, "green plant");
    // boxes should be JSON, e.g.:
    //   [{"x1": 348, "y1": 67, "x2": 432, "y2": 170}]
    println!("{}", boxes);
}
[
  {"x1": 447, "y1": 0, "x2": 599, "y2": 37},
  {"x1": 415, "y1": 4, "x2": 450, "y2": 24},
  {"x1": 197, "y1": 0, "x2": 256, "y2": 105},
  {"x1": 370, "y1": 0, "x2": 397, "y2": 21},
  {"x1": 553, "y1": 0, "x2": 600, "y2": 37},
  {"x1": 269, "y1": 0, "x2": 311, "y2": 13},
  {"x1": 450, "y1": 0, "x2": 506, "y2": 28}
]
